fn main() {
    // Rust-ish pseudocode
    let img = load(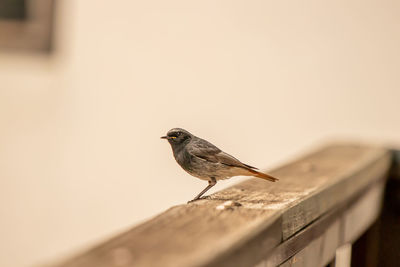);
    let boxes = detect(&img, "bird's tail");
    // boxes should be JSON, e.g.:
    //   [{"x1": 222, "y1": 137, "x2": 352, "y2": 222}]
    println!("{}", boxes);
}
[{"x1": 249, "y1": 169, "x2": 279, "y2": 182}]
